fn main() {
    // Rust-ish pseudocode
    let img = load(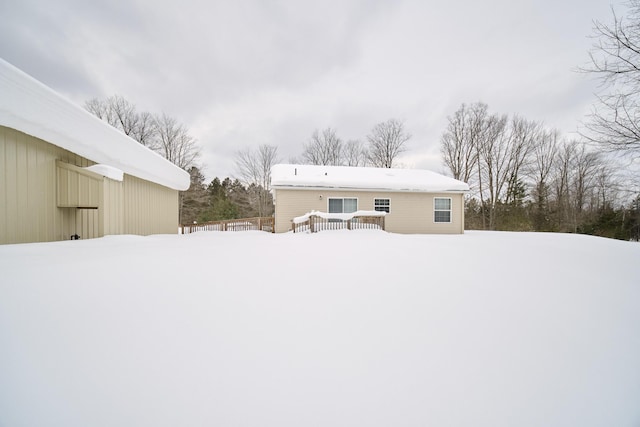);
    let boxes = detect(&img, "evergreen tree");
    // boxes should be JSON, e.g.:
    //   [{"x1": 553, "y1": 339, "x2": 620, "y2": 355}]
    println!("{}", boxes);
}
[{"x1": 180, "y1": 167, "x2": 207, "y2": 224}]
